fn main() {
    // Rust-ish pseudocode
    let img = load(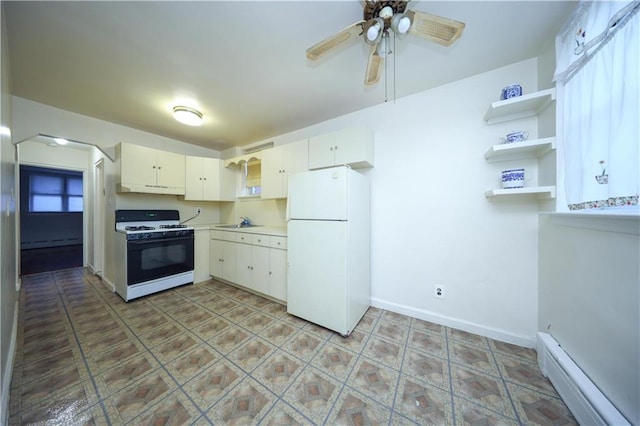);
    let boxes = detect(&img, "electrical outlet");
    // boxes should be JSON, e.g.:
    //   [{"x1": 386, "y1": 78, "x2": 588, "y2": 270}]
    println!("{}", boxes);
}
[
  {"x1": 196, "y1": 207, "x2": 201, "y2": 214},
  {"x1": 434, "y1": 285, "x2": 445, "y2": 299}
]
